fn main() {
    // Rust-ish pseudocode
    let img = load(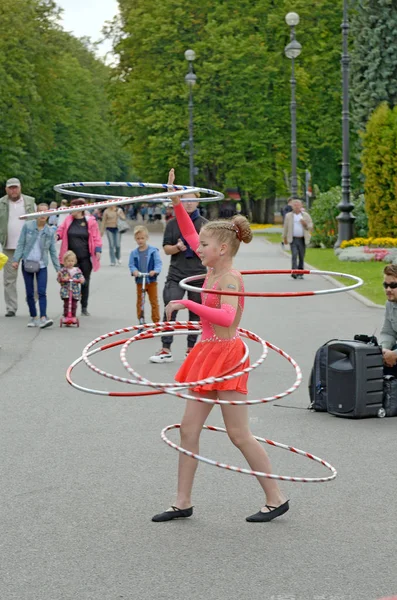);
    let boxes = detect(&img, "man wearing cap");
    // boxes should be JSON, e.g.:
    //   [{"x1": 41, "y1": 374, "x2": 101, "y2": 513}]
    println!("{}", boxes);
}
[{"x1": 0, "y1": 178, "x2": 36, "y2": 316}]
